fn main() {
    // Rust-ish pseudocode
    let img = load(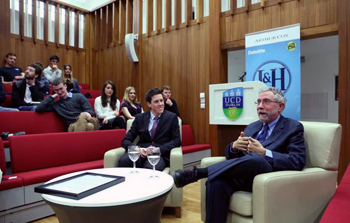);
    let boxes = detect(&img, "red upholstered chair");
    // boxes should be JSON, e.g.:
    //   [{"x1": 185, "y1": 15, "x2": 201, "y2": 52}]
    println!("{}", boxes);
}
[
  {"x1": 3, "y1": 84, "x2": 12, "y2": 93},
  {"x1": 79, "y1": 83, "x2": 90, "y2": 90}
]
